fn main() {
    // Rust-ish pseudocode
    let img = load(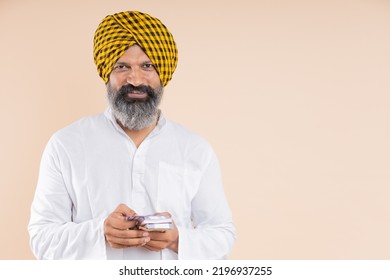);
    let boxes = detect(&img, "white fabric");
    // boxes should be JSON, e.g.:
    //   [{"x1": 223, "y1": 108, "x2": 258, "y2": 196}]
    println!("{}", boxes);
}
[{"x1": 28, "y1": 109, "x2": 236, "y2": 259}]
